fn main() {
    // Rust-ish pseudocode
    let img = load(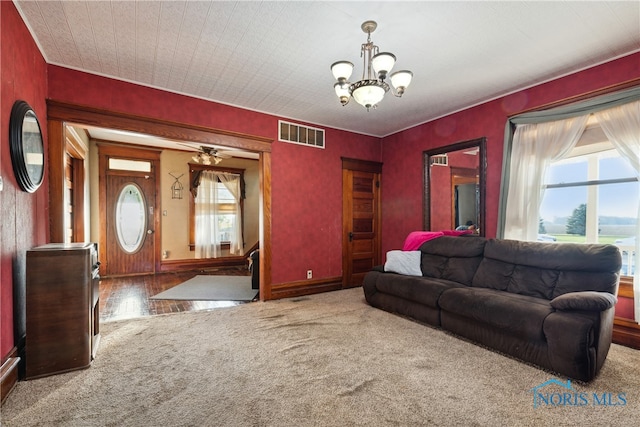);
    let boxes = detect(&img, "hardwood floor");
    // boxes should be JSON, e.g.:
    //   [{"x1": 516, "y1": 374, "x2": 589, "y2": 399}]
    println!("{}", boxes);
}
[{"x1": 99, "y1": 266, "x2": 252, "y2": 322}]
